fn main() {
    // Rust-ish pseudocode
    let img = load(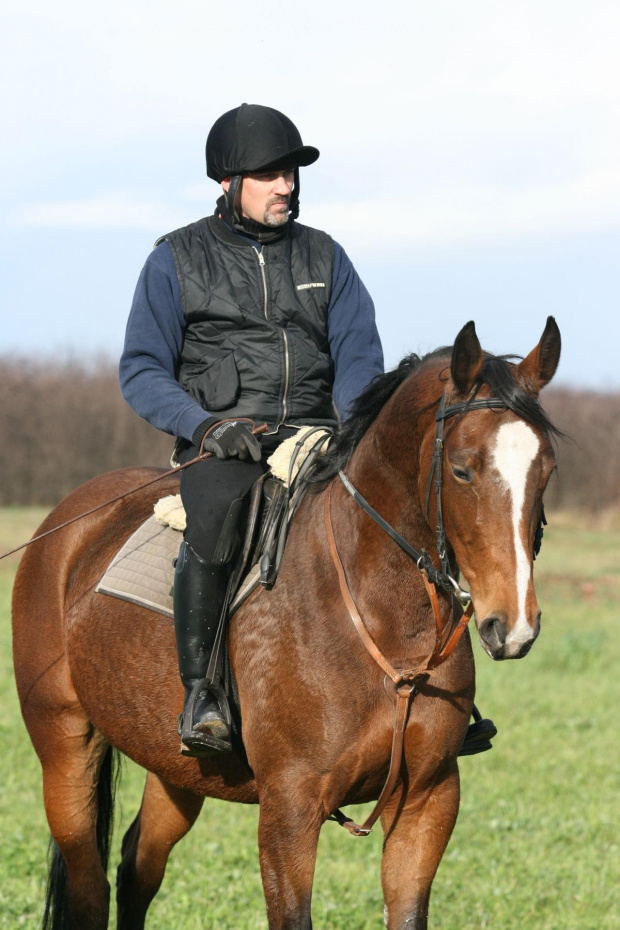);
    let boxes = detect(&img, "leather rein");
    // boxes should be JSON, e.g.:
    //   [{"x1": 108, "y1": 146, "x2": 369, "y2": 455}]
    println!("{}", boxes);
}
[{"x1": 325, "y1": 390, "x2": 507, "y2": 837}]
